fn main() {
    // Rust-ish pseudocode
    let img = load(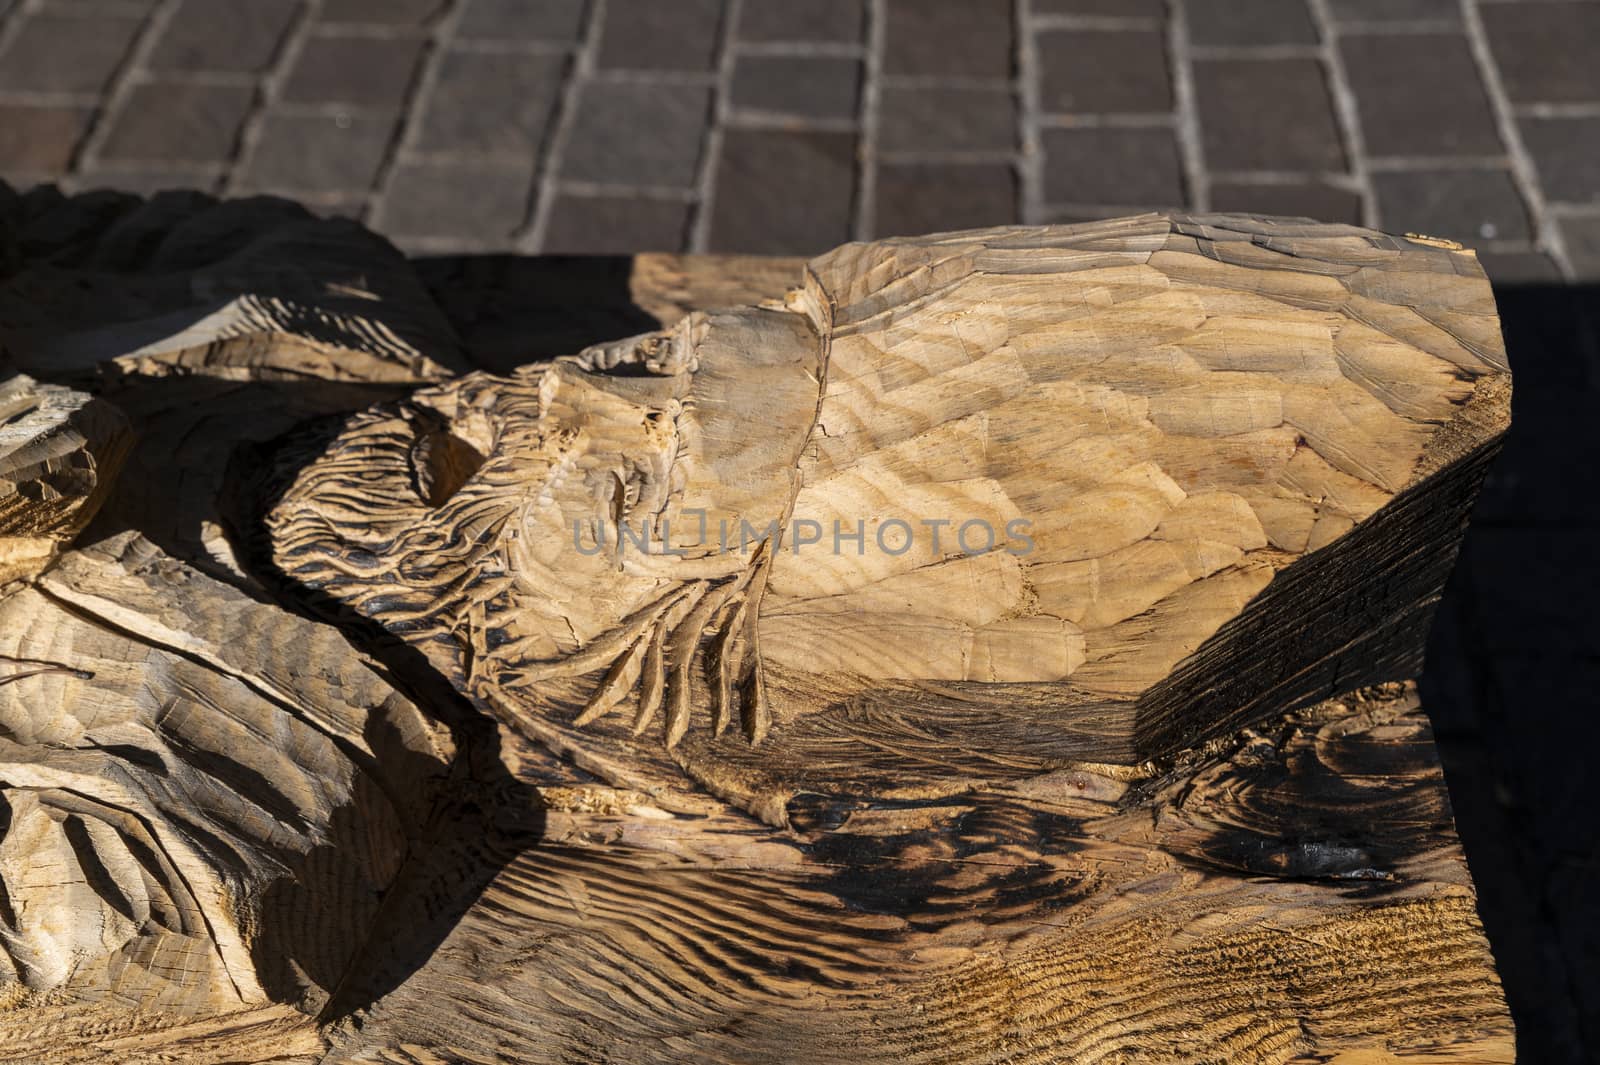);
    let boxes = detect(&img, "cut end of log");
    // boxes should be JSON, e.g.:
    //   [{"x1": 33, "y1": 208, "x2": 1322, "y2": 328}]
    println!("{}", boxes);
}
[
  {"x1": 0, "y1": 371, "x2": 132, "y2": 583},
  {"x1": 0, "y1": 193, "x2": 1514, "y2": 1063}
]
